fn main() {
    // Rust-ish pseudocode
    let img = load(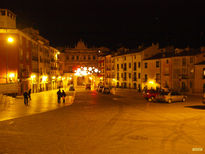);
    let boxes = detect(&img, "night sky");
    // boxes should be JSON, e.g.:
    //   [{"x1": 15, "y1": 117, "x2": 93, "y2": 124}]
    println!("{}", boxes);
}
[{"x1": 2, "y1": 0, "x2": 205, "y2": 49}]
